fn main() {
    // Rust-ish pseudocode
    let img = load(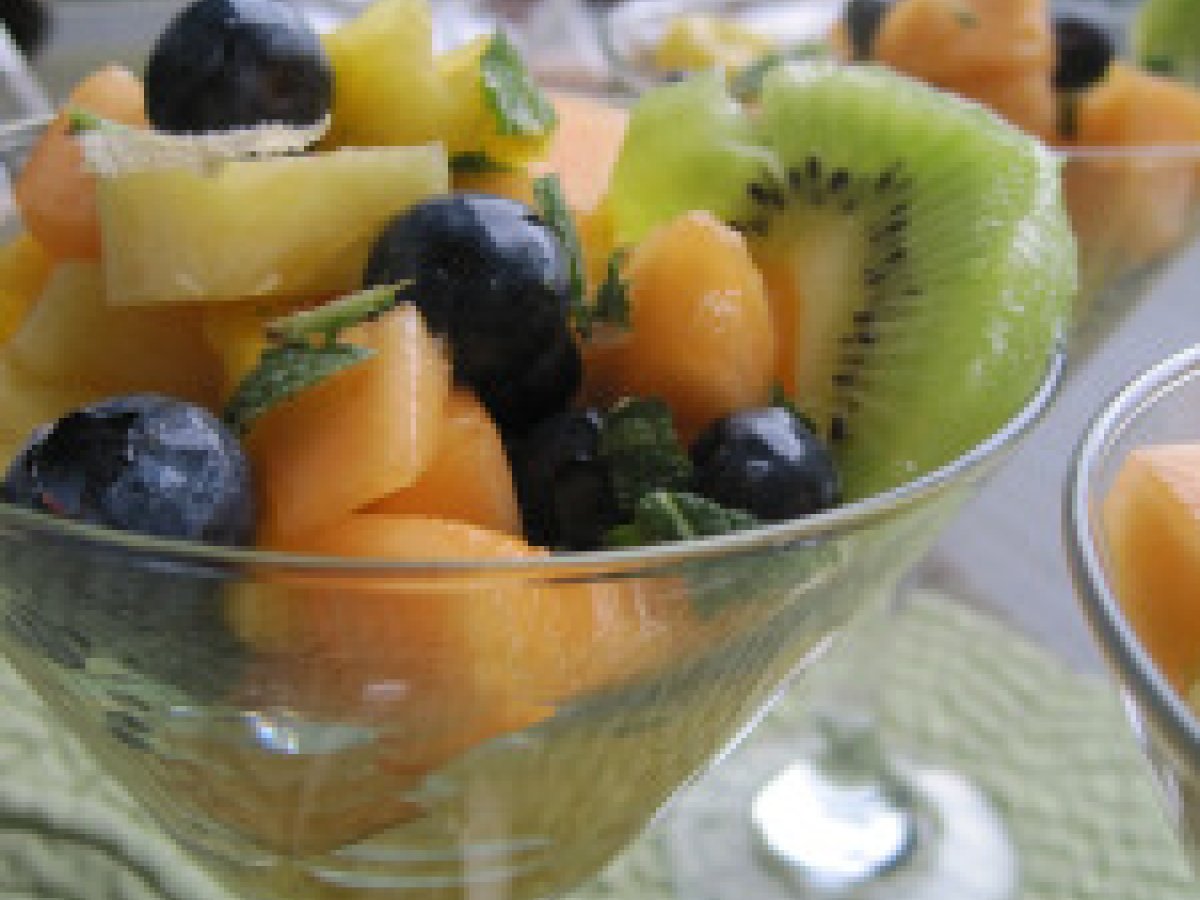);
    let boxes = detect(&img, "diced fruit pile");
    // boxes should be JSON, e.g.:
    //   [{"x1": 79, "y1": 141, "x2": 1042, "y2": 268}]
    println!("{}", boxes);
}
[
  {"x1": 657, "y1": 0, "x2": 1200, "y2": 271},
  {"x1": 1103, "y1": 443, "x2": 1200, "y2": 716},
  {"x1": 0, "y1": 0, "x2": 1073, "y2": 852}
]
